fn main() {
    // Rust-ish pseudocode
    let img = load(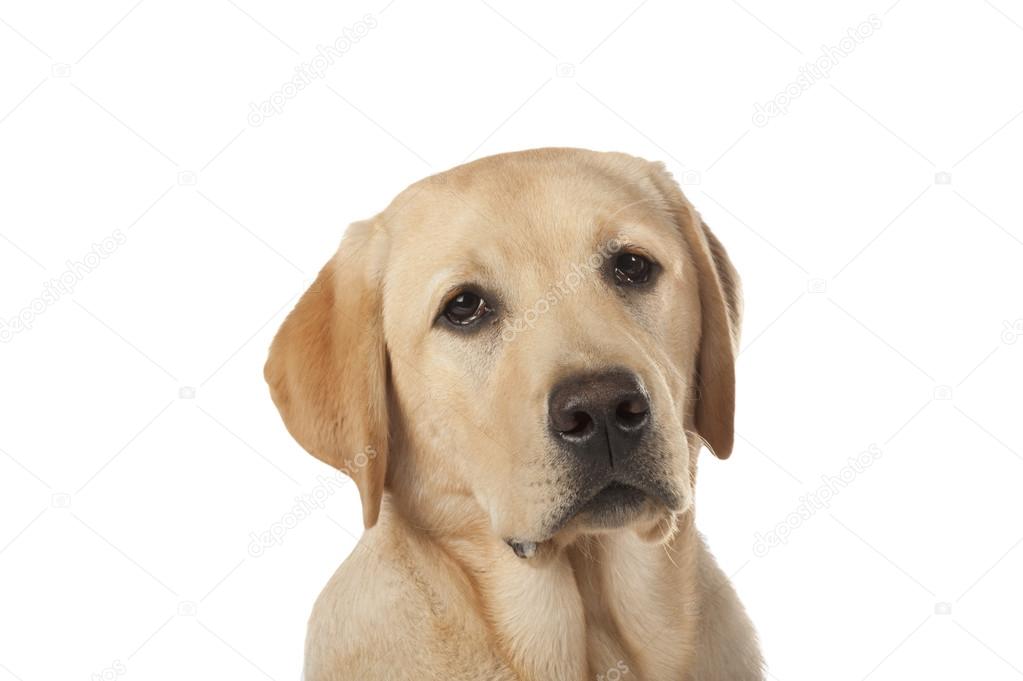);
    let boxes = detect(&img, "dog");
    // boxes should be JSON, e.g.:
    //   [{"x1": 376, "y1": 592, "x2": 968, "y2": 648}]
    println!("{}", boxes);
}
[{"x1": 265, "y1": 148, "x2": 763, "y2": 680}]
